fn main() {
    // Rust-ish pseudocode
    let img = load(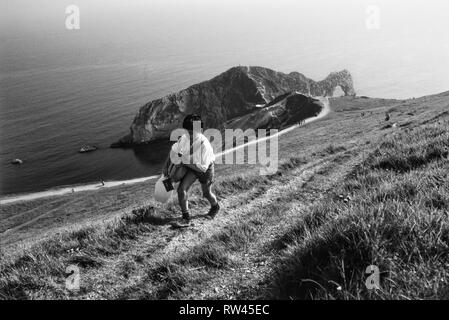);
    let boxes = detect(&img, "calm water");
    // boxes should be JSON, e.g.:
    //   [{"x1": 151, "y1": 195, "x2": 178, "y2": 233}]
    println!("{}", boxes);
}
[{"x1": 1, "y1": 0, "x2": 449, "y2": 196}]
